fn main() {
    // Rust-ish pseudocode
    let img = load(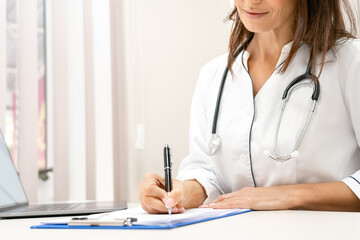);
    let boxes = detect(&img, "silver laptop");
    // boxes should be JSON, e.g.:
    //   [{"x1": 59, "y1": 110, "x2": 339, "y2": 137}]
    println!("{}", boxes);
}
[{"x1": 0, "y1": 130, "x2": 127, "y2": 219}]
